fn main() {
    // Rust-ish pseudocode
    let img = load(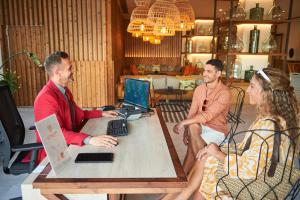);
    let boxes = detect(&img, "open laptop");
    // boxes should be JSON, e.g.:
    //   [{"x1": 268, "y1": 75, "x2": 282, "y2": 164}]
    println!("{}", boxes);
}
[
  {"x1": 123, "y1": 78, "x2": 152, "y2": 113},
  {"x1": 35, "y1": 114, "x2": 70, "y2": 175}
]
